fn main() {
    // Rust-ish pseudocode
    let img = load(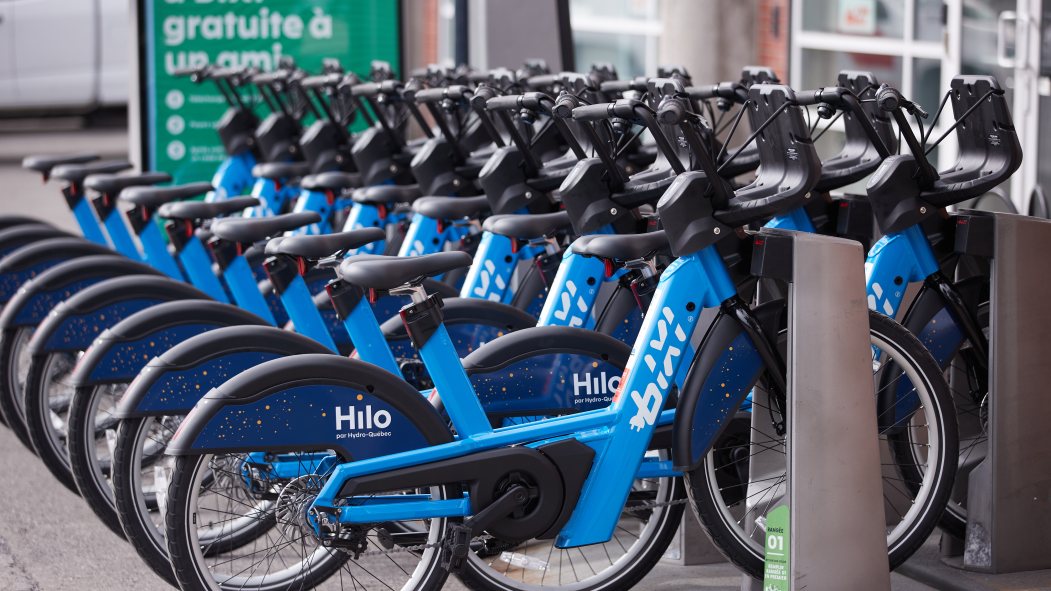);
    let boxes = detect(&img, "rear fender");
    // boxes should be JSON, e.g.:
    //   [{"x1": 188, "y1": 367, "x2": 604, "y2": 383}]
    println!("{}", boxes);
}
[
  {"x1": 70, "y1": 300, "x2": 268, "y2": 386},
  {"x1": 461, "y1": 326, "x2": 631, "y2": 422},
  {"x1": 0, "y1": 224, "x2": 70, "y2": 259},
  {"x1": 115, "y1": 325, "x2": 334, "y2": 419},
  {"x1": 380, "y1": 297, "x2": 536, "y2": 361},
  {"x1": 26, "y1": 276, "x2": 209, "y2": 355},
  {"x1": 166, "y1": 354, "x2": 453, "y2": 459},
  {"x1": 0, "y1": 237, "x2": 112, "y2": 304},
  {"x1": 0, "y1": 255, "x2": 159, "y2": 329},
  {"x1": 673, "y1": 299, "x2": 785, "y2": 472}
]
